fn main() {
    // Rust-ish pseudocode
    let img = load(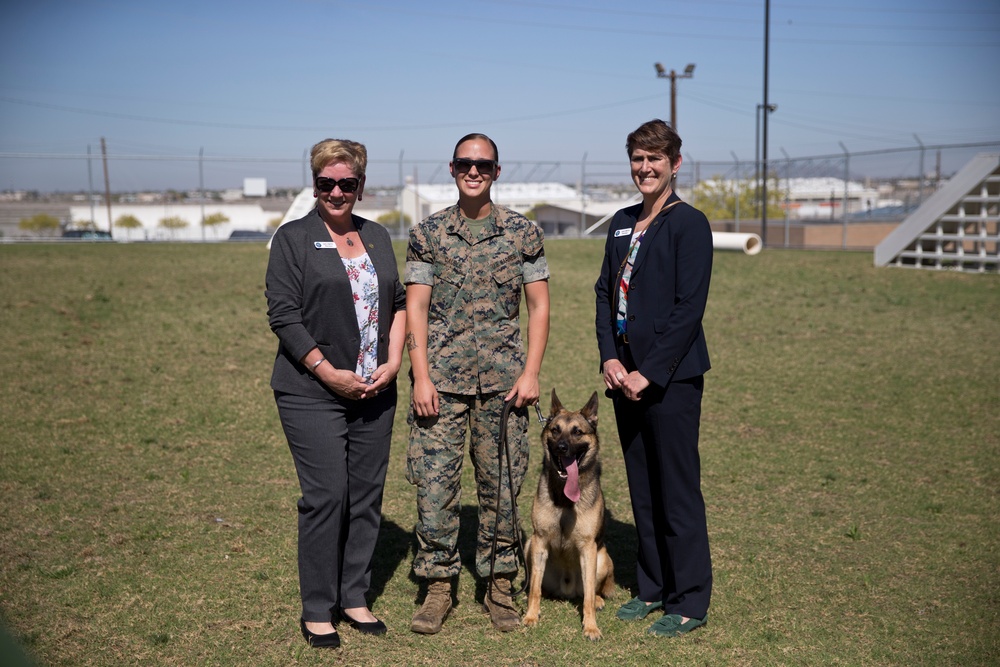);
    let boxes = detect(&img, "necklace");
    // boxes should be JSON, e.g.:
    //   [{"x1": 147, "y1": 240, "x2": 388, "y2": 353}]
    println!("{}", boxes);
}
[{"x1": 325, "y1": 218, "x2": 357, "y2": 247}]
